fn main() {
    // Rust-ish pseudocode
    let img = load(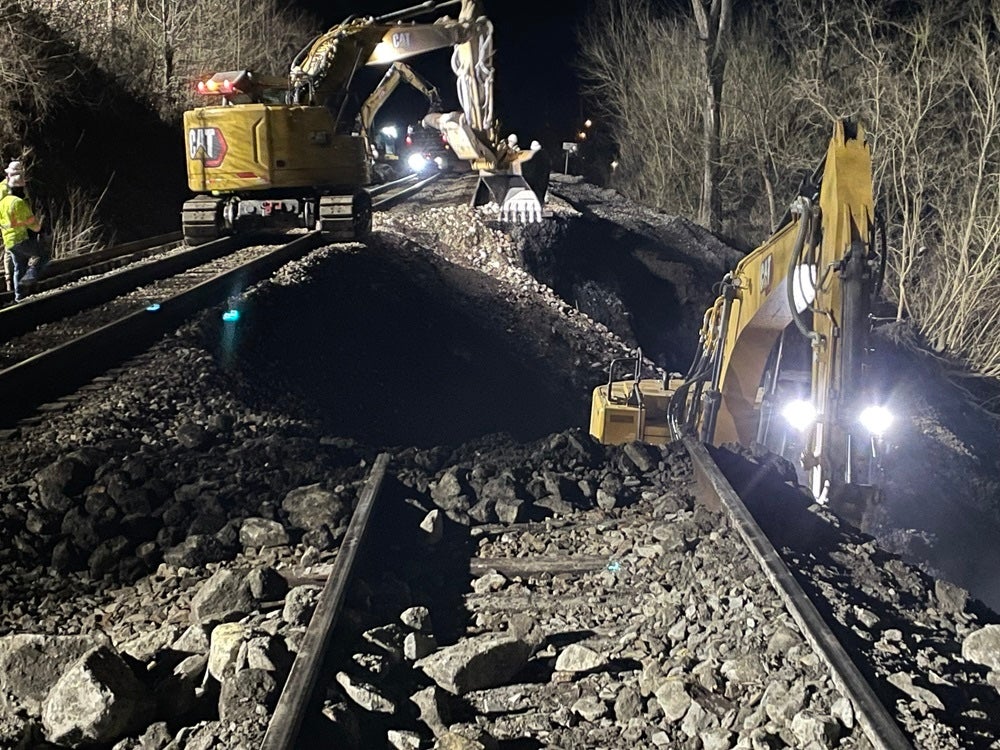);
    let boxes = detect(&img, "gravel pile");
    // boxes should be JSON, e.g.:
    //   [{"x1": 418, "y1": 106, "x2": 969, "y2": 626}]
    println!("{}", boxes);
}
[{"x1": 0, "y1": 177, "x2": 997, "y2": 748}]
